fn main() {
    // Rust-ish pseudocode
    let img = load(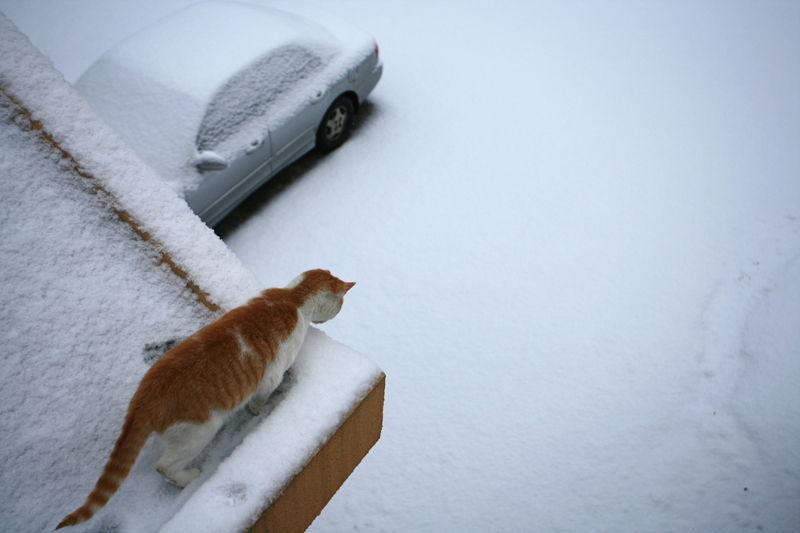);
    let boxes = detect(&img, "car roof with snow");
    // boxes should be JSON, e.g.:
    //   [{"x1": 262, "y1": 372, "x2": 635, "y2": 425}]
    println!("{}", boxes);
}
[{"x1": 95, "y1": 1, "x2": 339, "y2": 103}]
